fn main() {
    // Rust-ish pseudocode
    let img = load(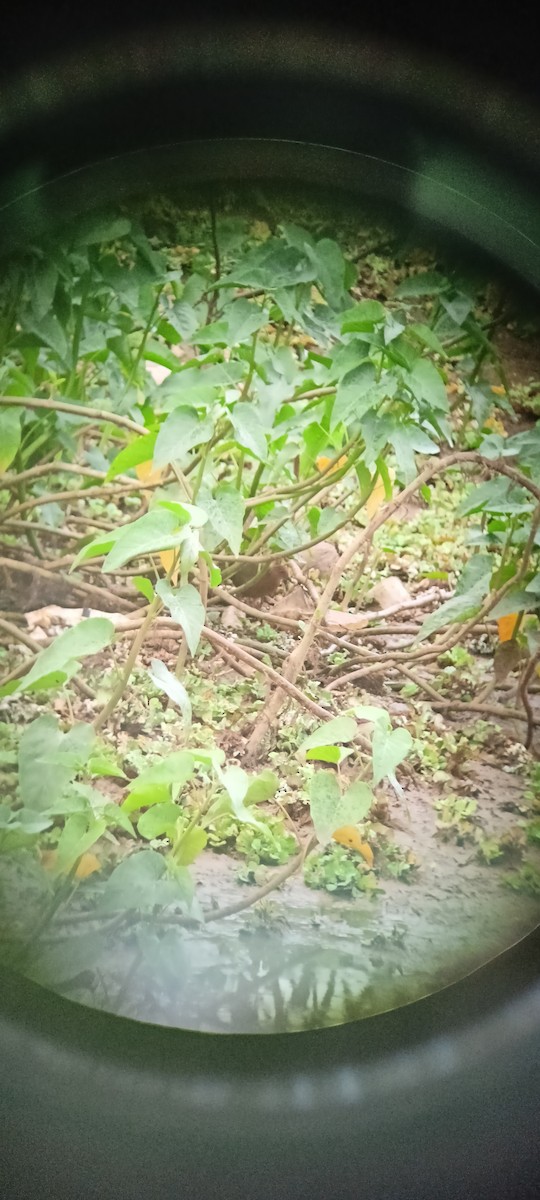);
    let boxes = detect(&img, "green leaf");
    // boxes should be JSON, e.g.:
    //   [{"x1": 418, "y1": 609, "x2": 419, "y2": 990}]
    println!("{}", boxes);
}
[
  {"x1": 310, "y1": 238, "x2": 349, "y2": 310},
  {"x1": 101, "y1": 510, "x2": 192, "y2": 572},
  {"x1": 219, "y1": 242, "x2": 316, "y2": 290},
  {"x1": 371, "y1": 726, "x2": 413, "y2": 787},
  {"x1": 332, "y1": 363, "x2": 378, "y2": 428},
  {"x1": 137, "y1": 801, "x2": 182, "y2": 841},
  {"x1": 0, "y1": 408, "x2": 22, "y2": 471},
  {"x1": 174, "y1": 826, "x2": 208, "y2": 866},
  {"x1": 305, "y1": 745, "x2": 343, "y2": 764},
  {"x1": 125, "y1": 751, "x2": 194, "y2": 794},
  {"x1": 133, "y1": 575, "x2": 155, "y2": 603},
  {"x1": 155, "y1": 581, "x2": 205, "y2": 656},
  {"x1": 387, "y1": 421, "x2": 439, "y2": 484},
  {"x1": 341, "y1": 300, "x2": 385, "y2": 332},
  {"x1": 230, "y1": 403, "x2": 268, "y2": 461},
  {"x1": 121, "y1": 782, "x2": 171, "y2": 815},
  {"x1": 87, "y1": 754, "x2": 127, "y2": 780},
  {"x1": 407, "y1": 359, "x2": 448, "y2": 412},
  {"x1": 14, "y1": 618, "x2": 114, "y2": 695},
  {"x1": 217, "y1": 766, "x2": 267, "y2": 830},
  {"x1": 18, "y1": 717, "x2": 96, "y2": 812},
  {"x1": 153, "y1": 408, "x2": 214, "y2": 469},
  {"x1": 395, "y1": 271, "x2": 449, "y2": 297},
  {"x1": 97, "y1": 849, "x2": 189, "y2": 914},
  {"x1": 244, "y1": 770, "x2": 279, "y2": 806},
  {"x1": 298, "y1": 715, "x2": 358, "y2": 755},
  {"x1": 73, "y1": 214, "x2": 131, "y2": 245},
  {"x1": 203, "y1": 484, "x2": 245, "y2": 555},
  {"x1": 441, "y1": 292, "x2": 473, "y2": 326},
  {"x1": 415, "y1": 570, "x2": 490, "y2": 643},
  {"x1": 407, "y1": 323, "x2": 447, "y2": 357},
  {"x1": 490, "y1": 589, "x2": 532, "y2": 619},
  {"x1": 55, "y1": 814, "x2": 107, "y2": 875},
  {"x1": 148, "y1": 658, "x2": 192, "y2": 726},
  {"x1": 309, "y1": 772, "x2": 374, "y2": 843},
  {"x1": 104, "y1": 433, "x2": 158, "y2": 482}
]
